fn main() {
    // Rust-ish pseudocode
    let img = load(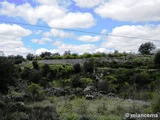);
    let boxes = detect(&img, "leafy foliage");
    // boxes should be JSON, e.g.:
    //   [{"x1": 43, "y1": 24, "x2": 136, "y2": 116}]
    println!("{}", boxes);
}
[
  {"x1": 32, "y1": 60, "x2": 39, "y2": 69},
  {"x1": 26, "y1": 53, "x2": 34, "y2": 61},
  {"x1": 83, "y1": 59, "x2": 94, "y2": 73},
  {"x1": 0, "y1": 57, "x2": 18, "y2": 94},
  {"x1": 138, "y1": 42, "x2": 156, "y2": 55},
  {"x1": 154, "y1": 50, "x2": 160, "y2": 66},
  {"x1": 73, "y1": 63, "x2": 81, "y2": 73}
]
